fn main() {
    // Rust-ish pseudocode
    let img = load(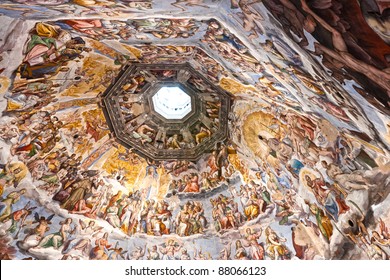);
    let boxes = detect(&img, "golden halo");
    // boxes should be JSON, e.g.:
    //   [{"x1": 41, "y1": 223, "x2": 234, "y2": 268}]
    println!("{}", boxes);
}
[{"x1": 299, "y1": 167, "x2": 321, "y2": 190}]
